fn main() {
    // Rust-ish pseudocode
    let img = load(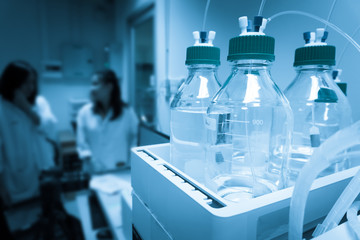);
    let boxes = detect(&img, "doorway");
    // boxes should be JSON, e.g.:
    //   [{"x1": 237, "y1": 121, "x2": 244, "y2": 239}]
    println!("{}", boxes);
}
[{"x1": 129, "y1": 5, "x2": 155, "y2": 127}]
